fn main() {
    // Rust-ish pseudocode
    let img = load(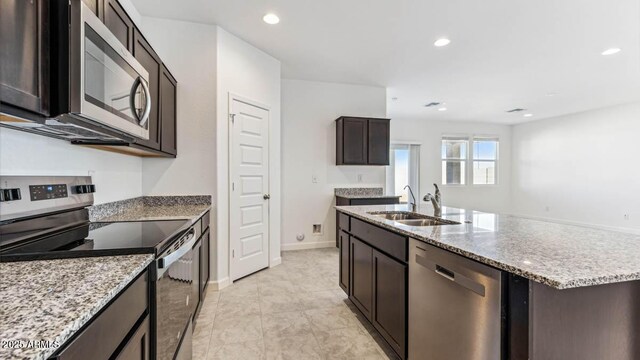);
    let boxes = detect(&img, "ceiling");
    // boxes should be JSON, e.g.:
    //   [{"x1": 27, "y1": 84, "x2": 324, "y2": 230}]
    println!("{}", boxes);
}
[{"x1": 131, "y1": 0, "x2": 640, "y2": 124}]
